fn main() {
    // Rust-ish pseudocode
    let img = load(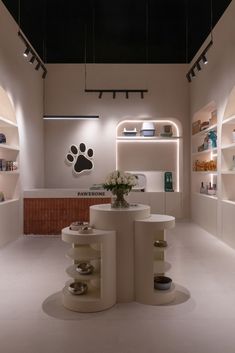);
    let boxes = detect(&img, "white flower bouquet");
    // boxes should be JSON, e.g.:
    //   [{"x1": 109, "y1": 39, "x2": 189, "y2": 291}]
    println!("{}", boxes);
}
[{"x1": 103, "y1": 170, "x2": 137, "y2": 194}]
